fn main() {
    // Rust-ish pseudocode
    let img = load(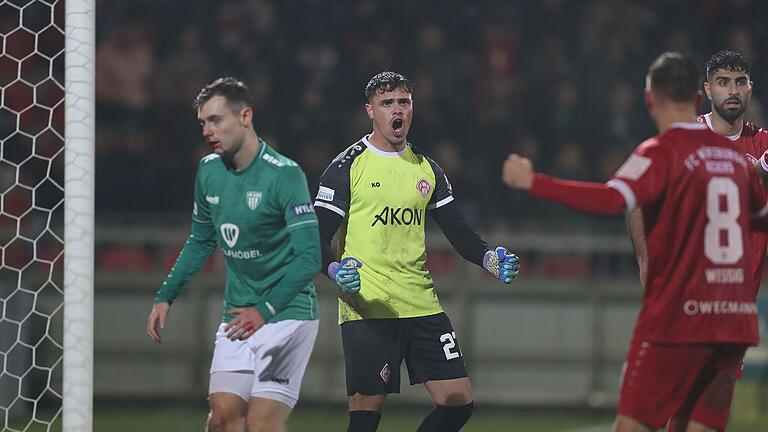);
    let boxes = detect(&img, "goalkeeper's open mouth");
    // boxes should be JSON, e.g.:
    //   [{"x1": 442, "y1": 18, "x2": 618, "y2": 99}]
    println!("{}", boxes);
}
[{"x1": 392, "y1": 118, "x2": 404, "y2": 138}]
